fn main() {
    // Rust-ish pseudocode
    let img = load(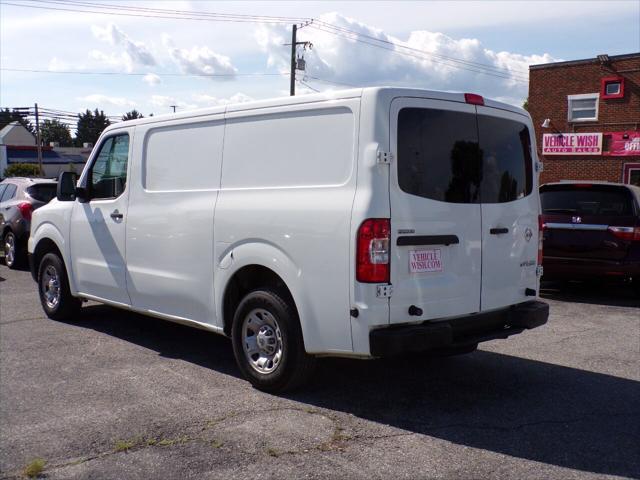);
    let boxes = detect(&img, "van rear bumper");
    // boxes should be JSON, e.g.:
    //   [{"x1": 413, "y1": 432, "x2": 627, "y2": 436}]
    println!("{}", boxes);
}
[{"x1": 369, "y1": 300, "x2": 549, "y2": 357}]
